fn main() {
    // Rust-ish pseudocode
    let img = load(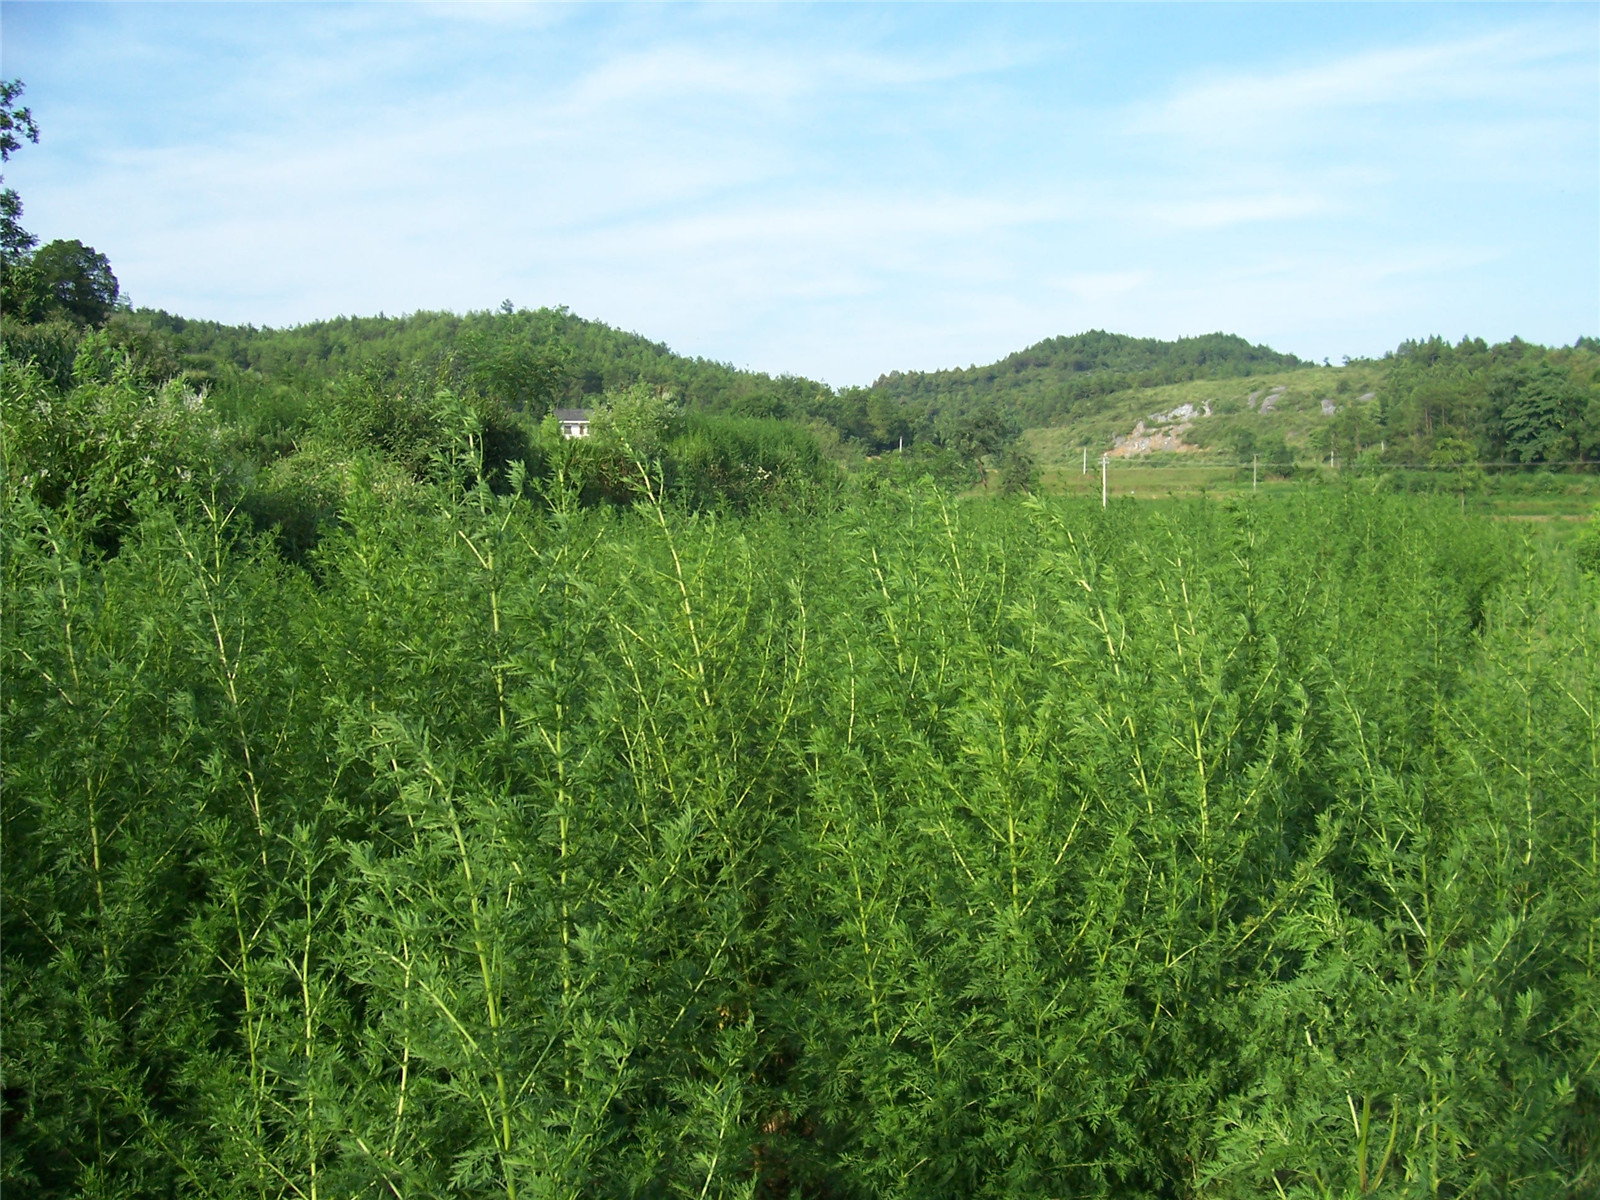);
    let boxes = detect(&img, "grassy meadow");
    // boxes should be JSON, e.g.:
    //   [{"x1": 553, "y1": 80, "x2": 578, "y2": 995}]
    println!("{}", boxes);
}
[{"x1": 1033, "y1": 461, "x2": 1600, "y2": 515}]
